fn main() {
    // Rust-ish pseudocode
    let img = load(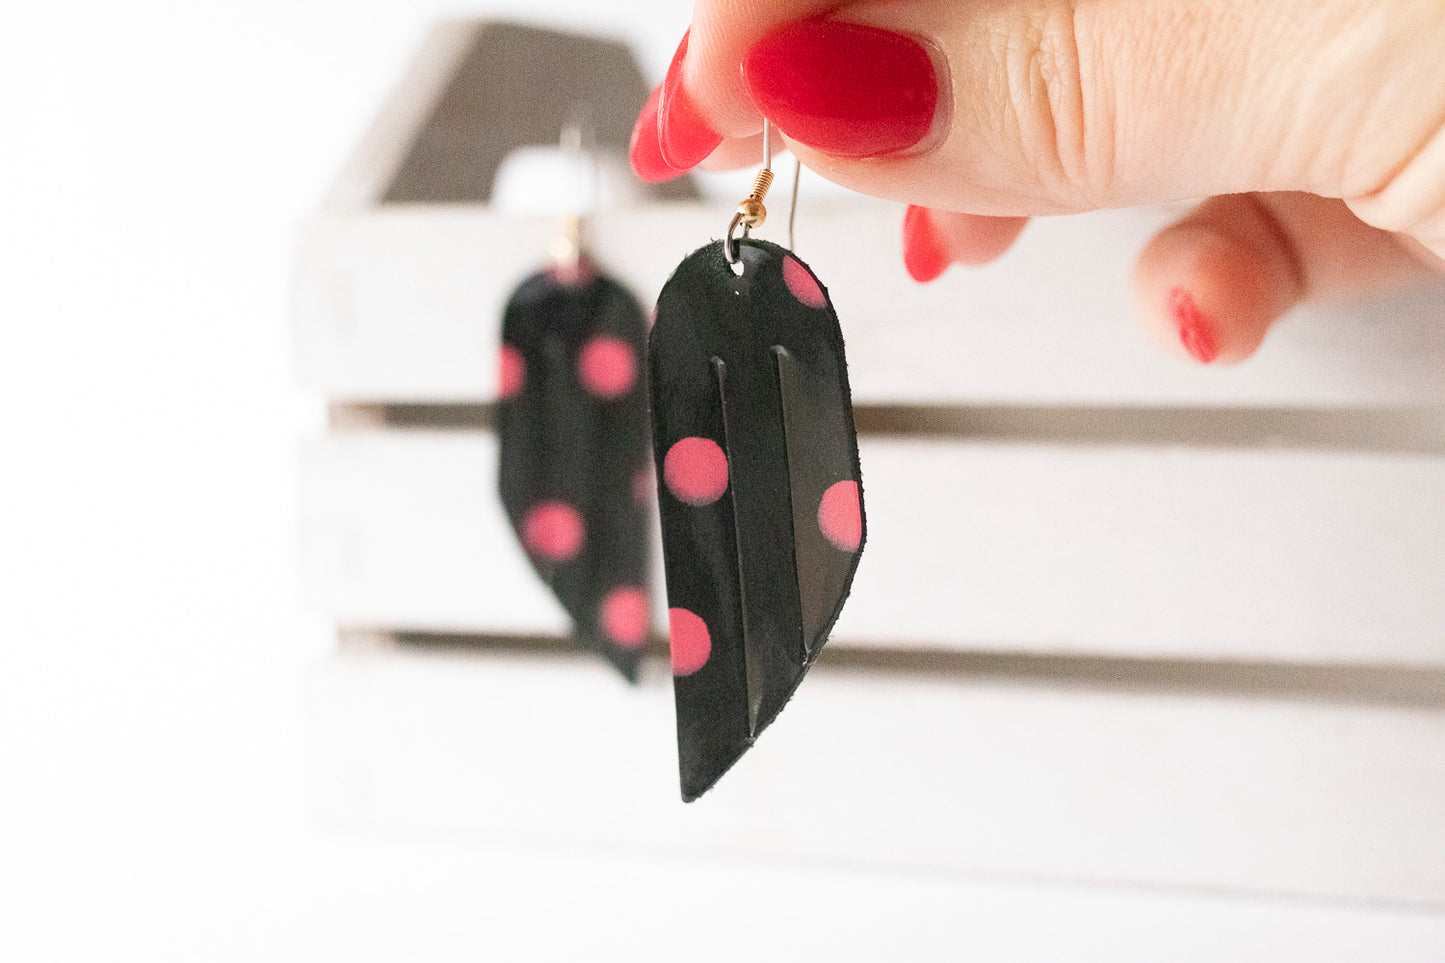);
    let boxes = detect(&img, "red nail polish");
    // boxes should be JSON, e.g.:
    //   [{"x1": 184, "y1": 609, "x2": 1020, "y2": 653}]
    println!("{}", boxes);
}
[
  {"x1": 1169, "y1": 288, "x2": 1219, "y2": 363},
  {"x1": 659, "y1": 30, "x2": 724, "y2": 171},
  {"x1": 630, "y1": 84, "x2": 682, "y2": 183},
  {"x1": 744, "y1": 20, "x2": 938, "y2": 159},
  {"x1": 902, "y1": 206, "x2": 949, "y2": 282}
]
